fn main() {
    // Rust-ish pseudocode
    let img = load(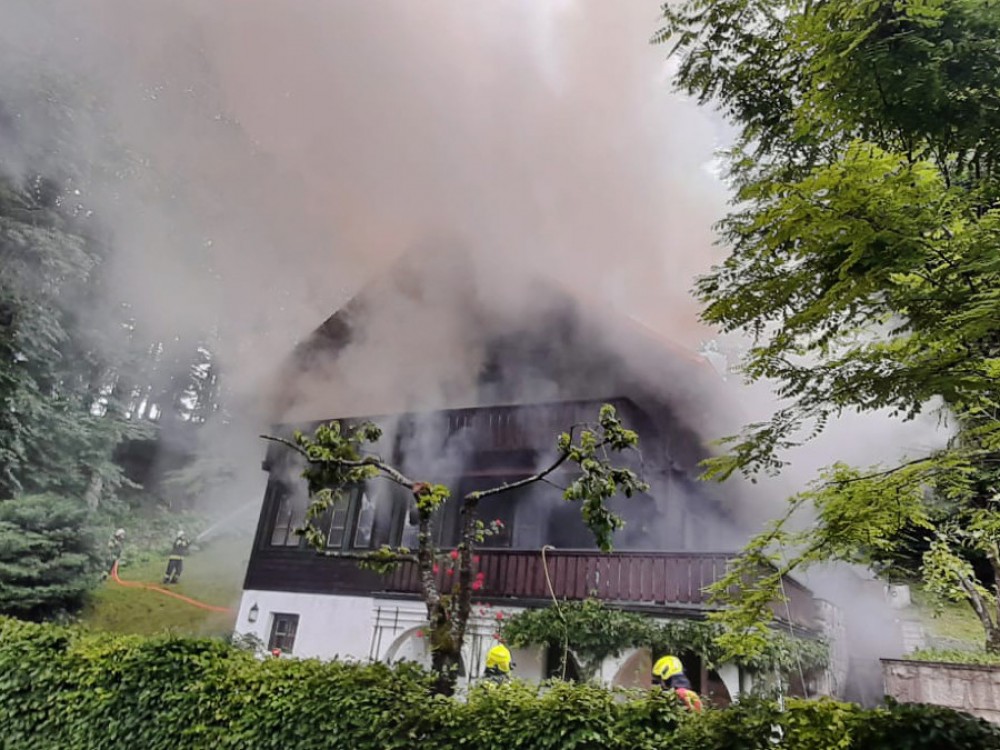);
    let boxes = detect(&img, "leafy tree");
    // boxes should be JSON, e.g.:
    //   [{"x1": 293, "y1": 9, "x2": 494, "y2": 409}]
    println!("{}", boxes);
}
[
  {"x1": 0, "y1": 494, "x2": 103, "y2": 620},
  {"x1": 265, "y1": 404, "x2": 647, "y2": 694},
  {"x1": 655, "y1": 0, "x2": 1000, "y2": 655}
]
